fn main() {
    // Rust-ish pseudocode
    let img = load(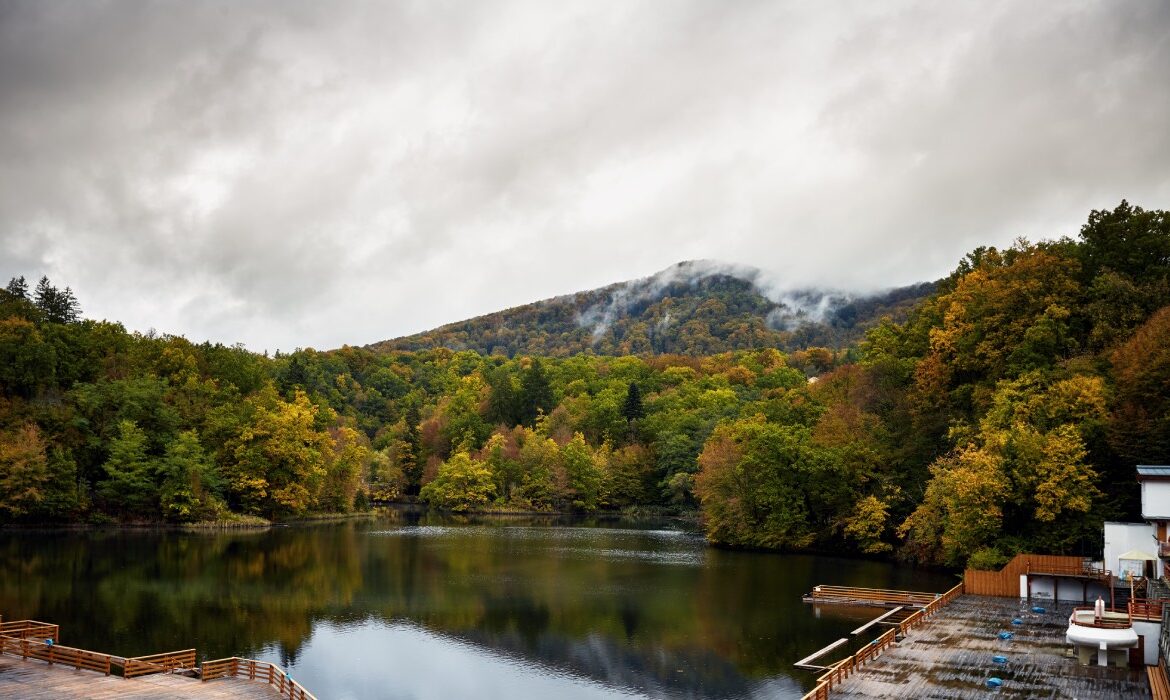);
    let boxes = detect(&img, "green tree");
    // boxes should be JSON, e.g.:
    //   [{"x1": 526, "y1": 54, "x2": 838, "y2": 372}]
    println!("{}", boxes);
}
[
  {"x1": 98, "y1": 419, "x2": 158, "y2": 517},
  {"x1": 225, "y1": 389, "x2": 330, "y2": 517},
  {"x1": 419, "y1": 451, "x2": 497, "y2": 511},
  {"x1": 158, "y1": 430, "x2": 220, "y2": 522},
  {"x1": 322, "y1": 426, "x2": 370, "y2": 512},
  {"x1": 5, "y1": 276, "x2": 28, "y2": 299},
  {"x1": 519, "y1": 358, "x2": 555, "y2": 426},
  {"x1": 32, "y1": 276, "x2": 81, "y2": 323},
  {"x1": 561, "y1": 432, "x2": 604, "y2": 510},
  {"x1": 1079, "y1": 200, "x2": 1170, "y2": 281},
  {"x1": 622, "y1": 382, "x2": 645, "y2": 423},
  {"x1": 0, "y1": 317, "x2": 55, "y2": 397},
  {"x1": 694, "y1": 417, "x2": 830, "y2": 549}
]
